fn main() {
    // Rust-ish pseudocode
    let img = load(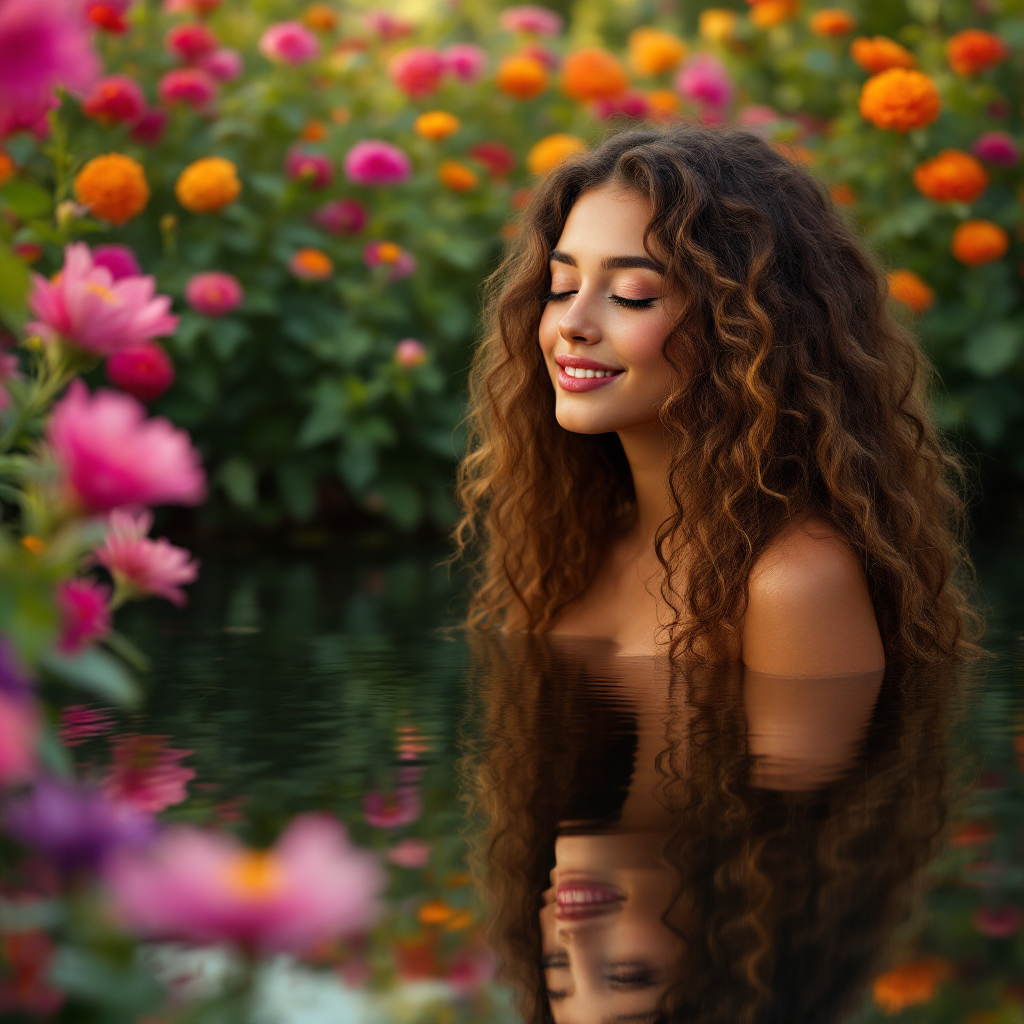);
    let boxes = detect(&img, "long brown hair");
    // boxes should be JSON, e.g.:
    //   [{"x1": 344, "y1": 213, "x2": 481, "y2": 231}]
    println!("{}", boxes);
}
[{"x1": 453, "y1": 123, "x2": 980, "y2": 662}]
